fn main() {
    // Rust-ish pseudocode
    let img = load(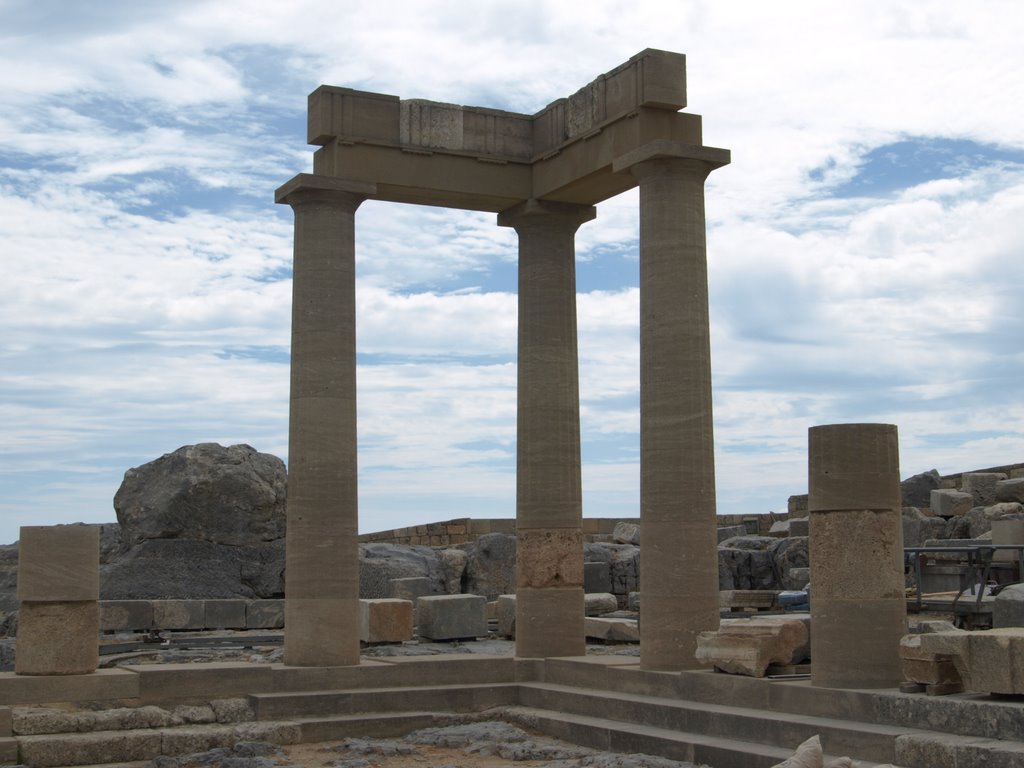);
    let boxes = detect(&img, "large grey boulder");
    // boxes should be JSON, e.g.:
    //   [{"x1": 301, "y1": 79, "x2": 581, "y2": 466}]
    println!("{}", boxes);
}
[
  {"x1": 114, "y1": 443, "x2": 286, "y2": 549},
  {"x1": 946, "y1": 502, "x2": 1024, "y2": 540},
  {"x1": 769, "y1": 536, "x2": 809, "y2": 590},
  {"x1": 359, "y1": 543, "x2": 445, "y2": 598},
  {"x1": 901, "y1": 469, "x2": 941, "y2": 508},
  {"x1": 718, "y1": 536, "x2": 779, "y2": 591},
  {"x1": 584, "y1": 542, "x2": 640, "y2": 596},
  {"x1": 902, "y1": 507, "x2": 948, "y2": 547},
  {"x1": 463, "y1": 533, "x2": 516, "y2": 598}
]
